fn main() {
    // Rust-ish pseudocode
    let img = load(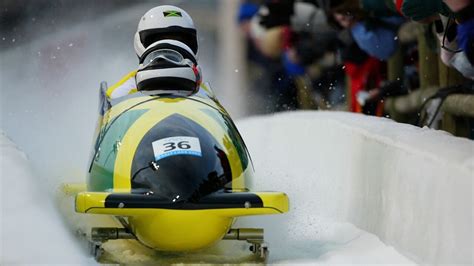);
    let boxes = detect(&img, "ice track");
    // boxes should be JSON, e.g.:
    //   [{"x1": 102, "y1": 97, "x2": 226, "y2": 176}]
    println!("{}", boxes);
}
[{"x1": 2, "y1": 2, "x2": 471, "y2": 265}]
